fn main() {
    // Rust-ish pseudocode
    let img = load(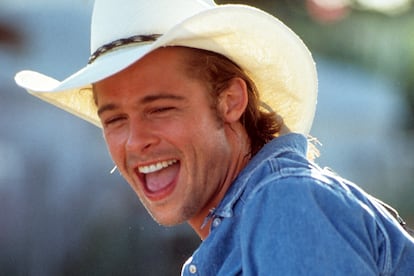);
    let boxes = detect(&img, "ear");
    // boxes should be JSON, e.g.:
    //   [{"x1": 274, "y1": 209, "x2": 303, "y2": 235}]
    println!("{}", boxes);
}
[{"x1": 218, "y1": 77, "x2": 248, "y2": 123}]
